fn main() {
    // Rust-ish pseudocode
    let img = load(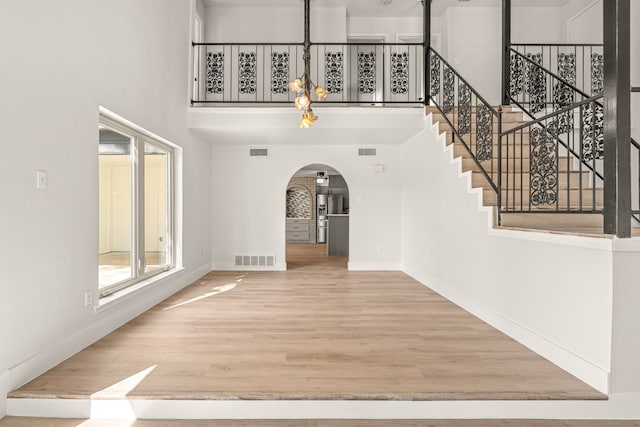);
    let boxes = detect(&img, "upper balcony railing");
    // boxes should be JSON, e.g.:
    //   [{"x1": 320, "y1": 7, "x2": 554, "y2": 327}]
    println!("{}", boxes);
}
[{"x1": 191, "y1": 43, "x2": 425, "y2": 106}]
